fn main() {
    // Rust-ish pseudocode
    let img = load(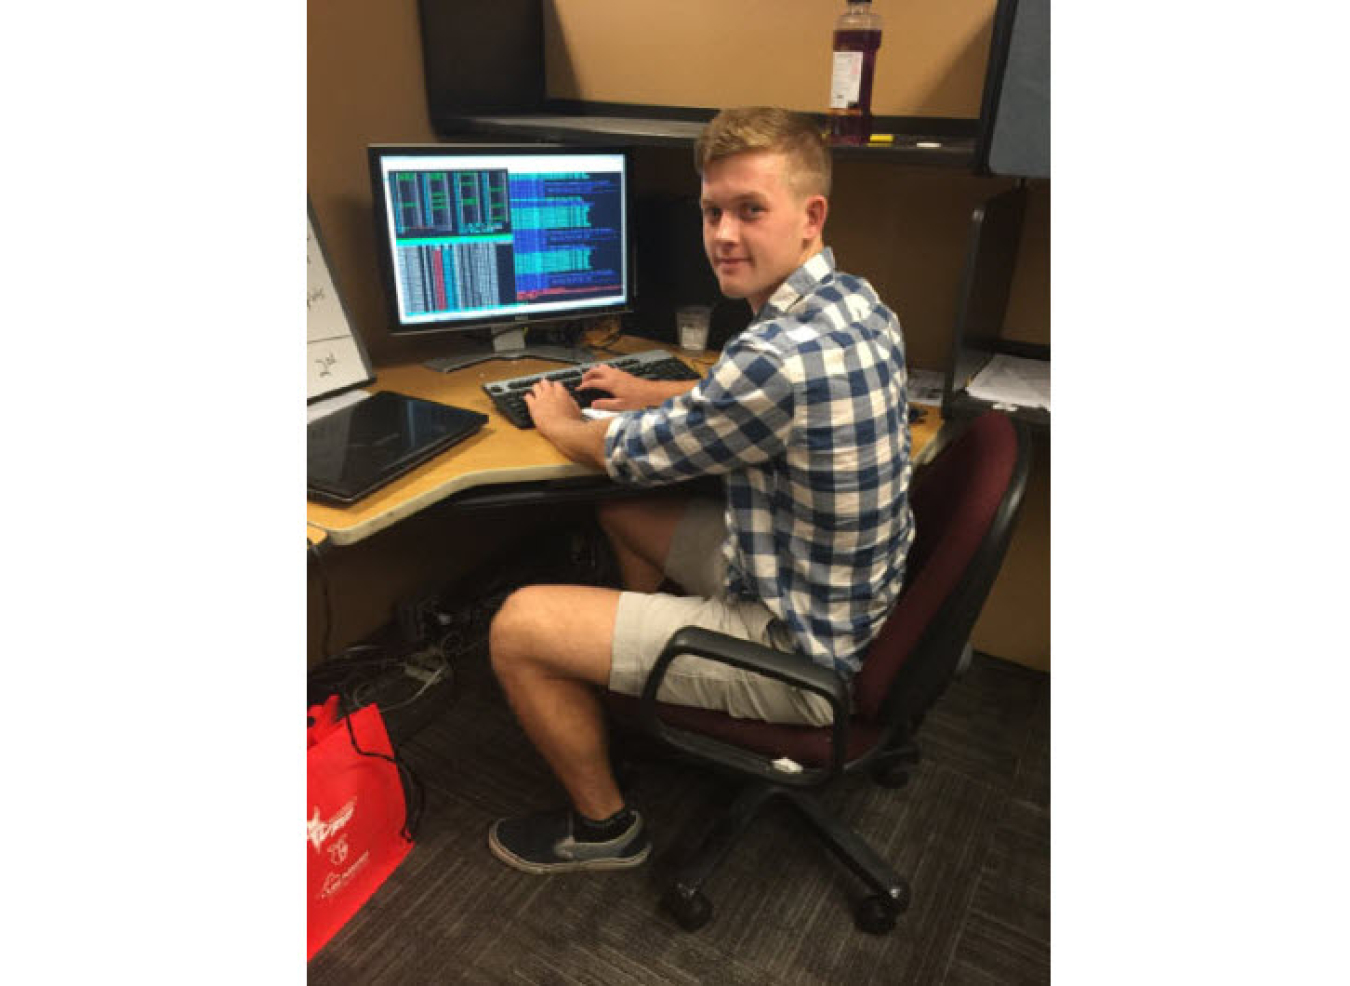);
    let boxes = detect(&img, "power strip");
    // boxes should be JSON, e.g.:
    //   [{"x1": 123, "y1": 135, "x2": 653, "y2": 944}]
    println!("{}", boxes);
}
[{"x1": 403, "y1": 646, "x2": 448, "y2": 685}]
